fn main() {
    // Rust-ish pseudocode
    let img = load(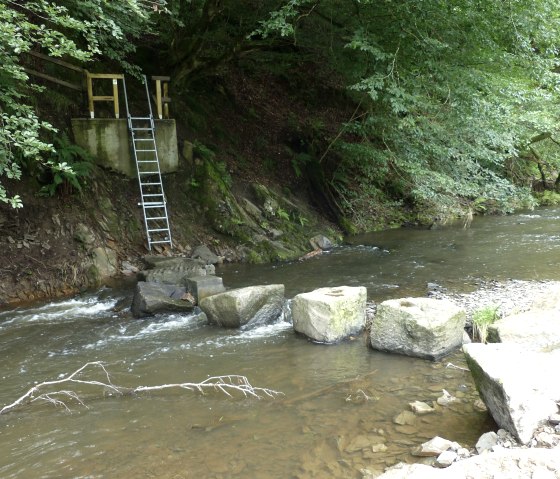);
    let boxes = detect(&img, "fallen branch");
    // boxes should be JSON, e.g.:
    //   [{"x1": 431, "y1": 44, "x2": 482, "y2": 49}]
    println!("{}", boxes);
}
[
  {"x1": 0, "y1": 362, "x2": 283, "y2": 415},
  {"x1": 446, "y1": 362, "x2": 469, "y2": 372}
]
